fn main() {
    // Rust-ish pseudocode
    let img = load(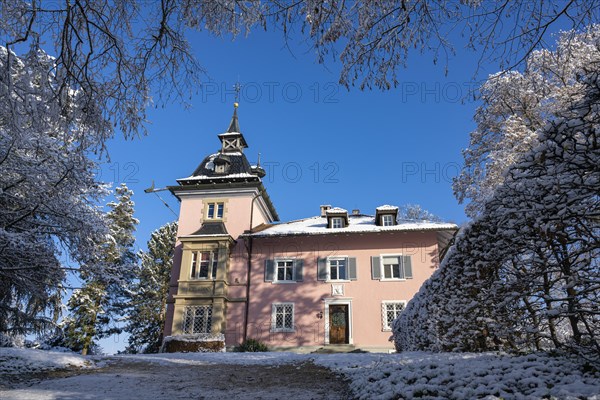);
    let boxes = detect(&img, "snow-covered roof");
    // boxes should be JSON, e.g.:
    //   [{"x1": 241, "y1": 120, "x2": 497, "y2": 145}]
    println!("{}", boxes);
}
[
  {"x1": 177, "y1": 172, "x2": 258, "y2": 181},
  {"x1": 245, "y1": 215, "x2": 457, "y2": 237},
  {"x1": 176, "y1": 151, "x2": 259, "y2": 183},
  {"x1": 326, "y1": 207, "x2": 348, "y2": 214},
  {"x1": 376, "y1": 205, "x2": 399, "y2": 211}
]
